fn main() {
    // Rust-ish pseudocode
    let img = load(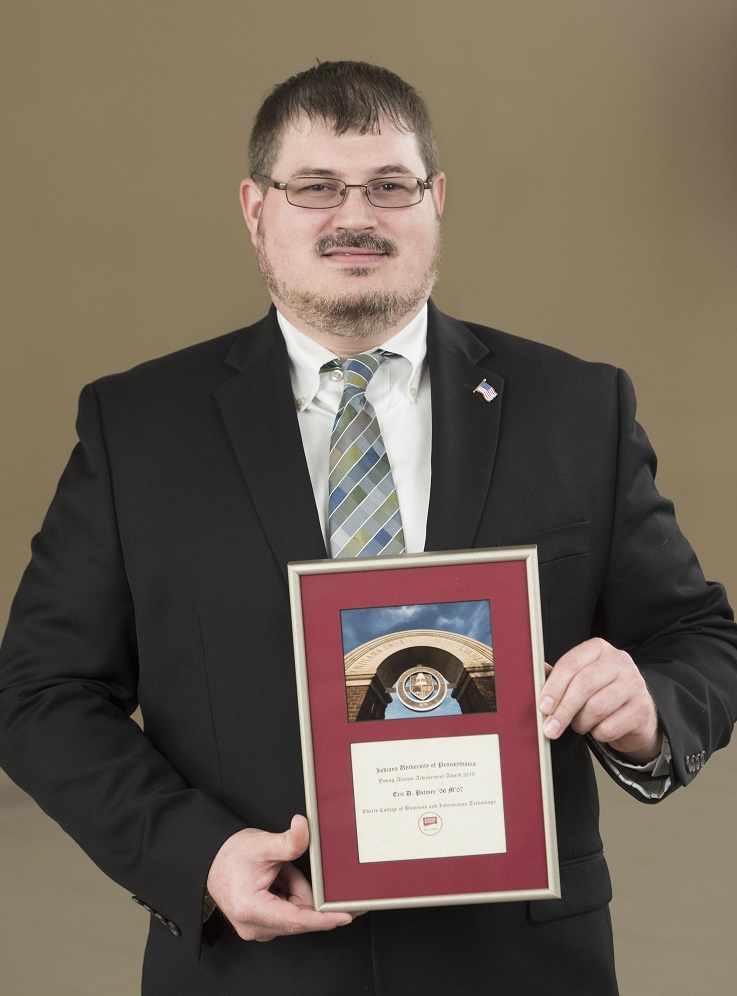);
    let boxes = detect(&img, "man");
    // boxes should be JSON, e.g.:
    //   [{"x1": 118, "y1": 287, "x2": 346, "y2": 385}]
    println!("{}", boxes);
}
[{"x1": 1, "y1": 61, "x2": 736, "y2": 995}]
